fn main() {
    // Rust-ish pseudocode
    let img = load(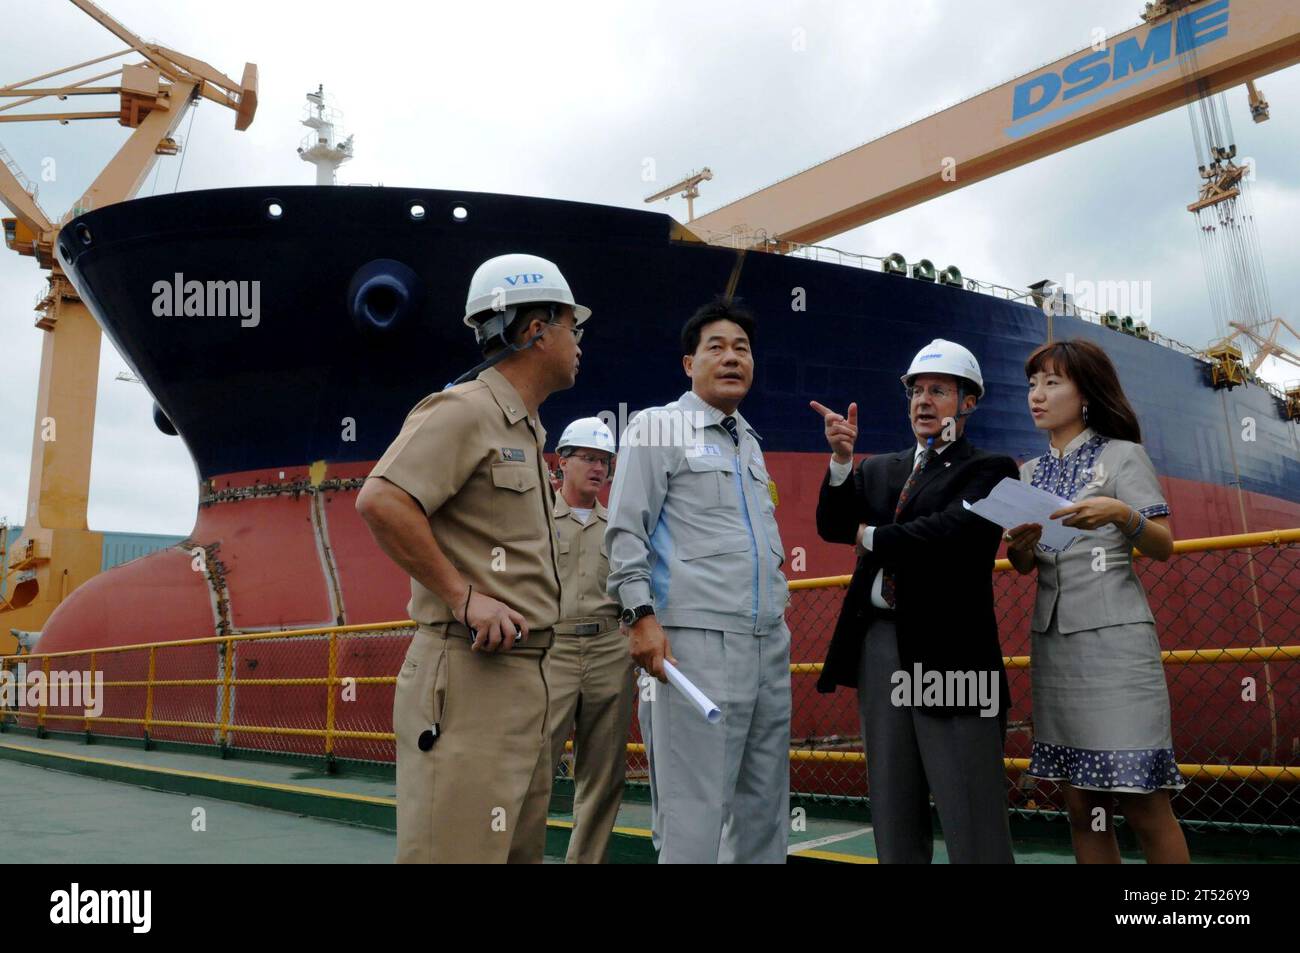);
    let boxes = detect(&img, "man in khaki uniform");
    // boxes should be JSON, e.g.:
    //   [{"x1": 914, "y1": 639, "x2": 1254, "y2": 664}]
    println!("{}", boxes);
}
[
  {"x1": 547, "y1": 417, "x2": 636, "y2": 864},
  {"x1": 356, "y1": 253, "x2": 590, "y2": 864}
]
